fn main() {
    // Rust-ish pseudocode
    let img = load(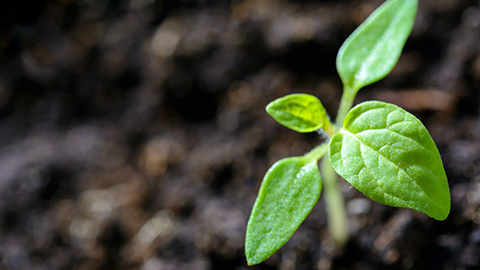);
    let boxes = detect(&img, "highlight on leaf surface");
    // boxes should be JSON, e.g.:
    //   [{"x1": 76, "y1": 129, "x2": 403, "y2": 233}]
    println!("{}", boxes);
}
[
  {"x1": 266, "y1": 94, "x2": 330, "y2": 133},
  {"x1": 329, "y1": 101, "x2": 450, "y2": 220},
  {"x1": 336, "y1": 0, "x2": 418, "y2": 92},
  {"x1": 245, "y1": 157, "x2": 322, "y2": 265}
]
